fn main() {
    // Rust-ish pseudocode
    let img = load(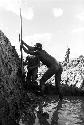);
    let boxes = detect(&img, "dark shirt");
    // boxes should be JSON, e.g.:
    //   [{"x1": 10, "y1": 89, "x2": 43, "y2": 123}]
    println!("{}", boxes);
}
[{"x1": 27, "y1": 56, "x2": 39, "y2": 69}]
